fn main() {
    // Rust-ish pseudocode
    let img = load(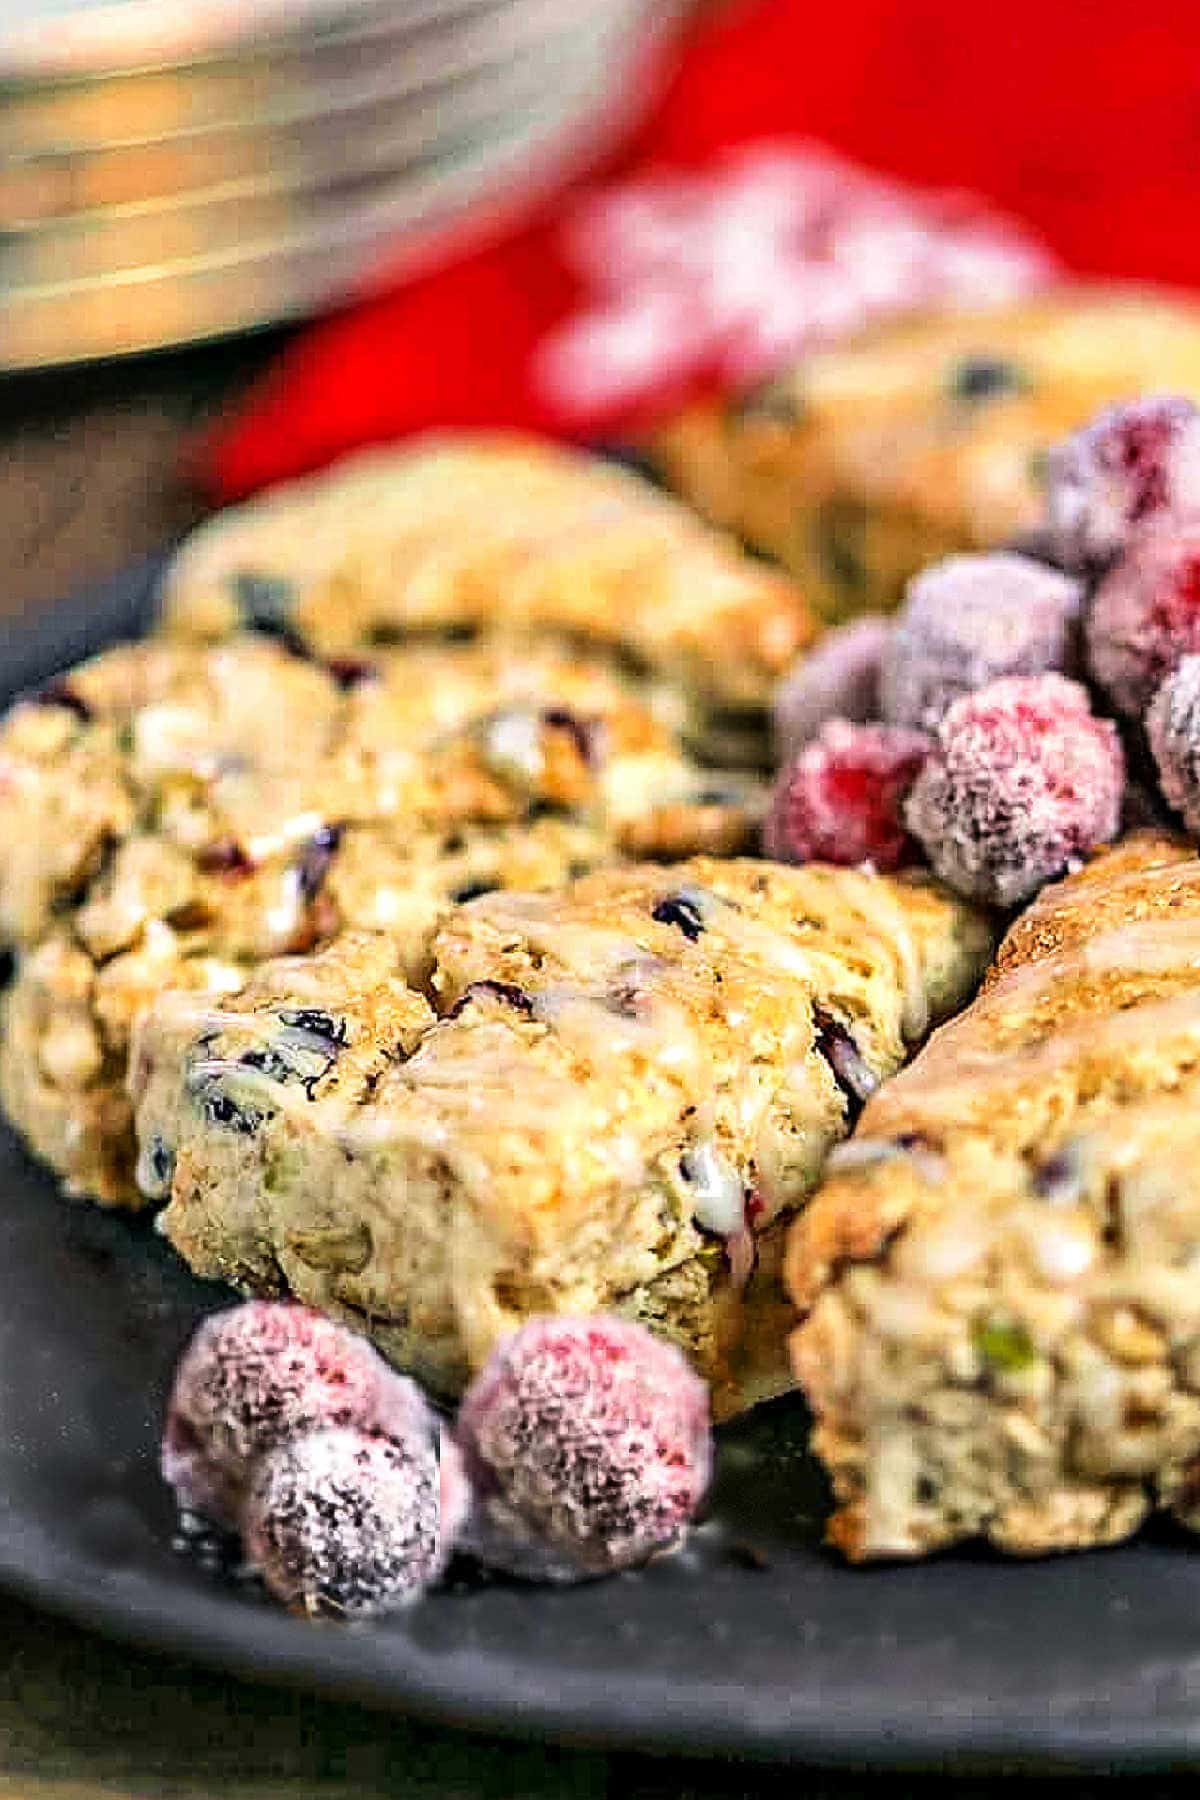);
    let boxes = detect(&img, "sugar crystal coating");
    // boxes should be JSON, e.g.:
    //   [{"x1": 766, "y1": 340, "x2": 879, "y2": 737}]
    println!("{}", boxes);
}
[
  {"x1": 1147, "y1": 655, "x2": 1200, "y2": 836},
  {"x1": 1044, "y1": 395, "x2": 1200, "y2": 573},
  {"x1": 880, "y1": 553, "x2": 1082, "y2": 732},
  {"x1": 1086, "y1": 518, "x2": 1200, "y2": 718},
  {"x1": 162, "y1": 1300, "x2": 433, "y2": 1528},
  {"x1": 772, "y1": 616, "x2": 891, "y2": 761},
  {"x1": 454, "y1": 1316, "x2": 711, "y2": 1583},
  {"x1": 764, "y1": 720, "x2": 931, "y2": 872},
  {"x1": 904, "y1": 674, "x2": 1125, "y2": 906},
  {"x1": 243, "y1": 1427, "x2": 445, "y2": 1615}
]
